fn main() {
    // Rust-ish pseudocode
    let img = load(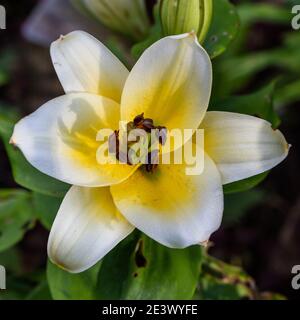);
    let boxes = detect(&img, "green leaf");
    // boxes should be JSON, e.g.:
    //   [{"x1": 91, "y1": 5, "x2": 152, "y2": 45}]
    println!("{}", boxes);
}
[
  {"x1": 0, "y1": 269, "x2": 50, "y2": 300},
  {"x1": 131, "y1": 24, "x2": 162, "y2": 59},
  {"x1": 0, "y1": 189, "x2": 35, "y2": 252},
  {"x1": 196, "y1": 254, "x2": 286, "y2": 300},
  {"x1": 213, "y1": 32, "x2": 300, "y2": 97},
  {"x1": 275, "y1": 77, "x2": 300, "y2": 108},
  {"x1": 0, "y1": 50, "x2": 15, "y2": 87},
  {"x1": 25, "y1": 280, "x2": 52, "y2": 300},
  {"x1": 223, "y1": 172, "x2": 269, "y2": 194},
  {"x1": 97, "y1": 233, "x2": 202, "y2": 299},
  {"x1": 286, "y1": 0, "x2": 300, "y2": 5},
  {"x1": 223, "y1": 189, "x2": 265, "y2": 225},
  {"x1": 131, "y1": 4, "x2": 162, "y2": 60},
  {"x1": 0, "y1": 102, "x2": 19, "y2": 123},
  {"x1": 259, "y1": 292, "x2": 286, "y2": 300},
  {"x1": 0, "y1": 248, "x2": 23, "y2": 274},
  {"x1": 238, "y1": 3, "x2": 291, "y2": 26},
  {"x1": 105, "y1": 37, "x2": 133, "y2": 69},
  {"x1": 0, "y1": 275, "x2": 34, "y2": 300},
  {"x1": 0, "y1": 118, "x2": 70, "y2": 197},
  {"x1": 196, "y1": 255, "x2": 255, "y2": 300},
  {"x1": 47, "y1": 260, "x2": 101, "y2": 300},
  {"x1": 198, "y1": 274, "x2": 252, "y2": 300},
  {"x1": 33, "y1": 193, "x2": 62, "y2": 230},
  {"x1": 204, "y1": 0, "x2": 240, "y2": 59},
  {"x1": 212, "y1": 82, "x2": 280, "y2": 128}
]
